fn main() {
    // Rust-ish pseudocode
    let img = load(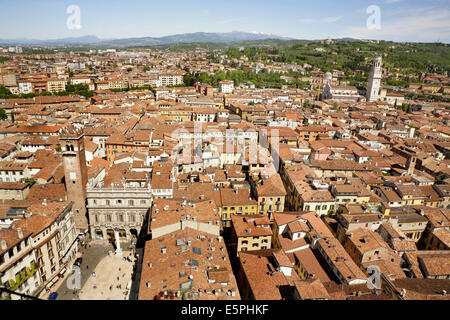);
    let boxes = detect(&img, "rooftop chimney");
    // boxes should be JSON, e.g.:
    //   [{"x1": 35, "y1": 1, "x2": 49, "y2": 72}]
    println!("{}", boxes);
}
[
  {"x1": 1, "y1": 240, "x2": 7, "y2": 250},
  {"x1": 17, "y1": 228, "x2": 23, "y2": 239}
]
